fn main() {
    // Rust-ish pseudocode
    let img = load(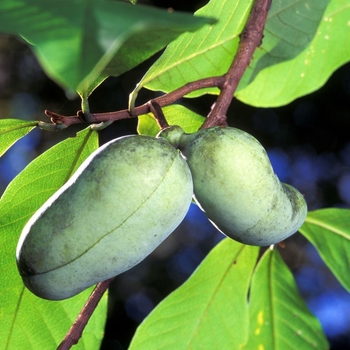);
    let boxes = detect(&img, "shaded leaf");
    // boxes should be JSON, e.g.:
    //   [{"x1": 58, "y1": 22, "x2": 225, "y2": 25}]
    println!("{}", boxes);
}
[
  {"x1": 236, "y1": 0, "x2": 350, "y2": 106},
  {"x1": 129, "y1": 239, "x2": 259, "y2": 349},
  {"x1": 0, "y1": 127, "x2": 103, "y2": 349},
  {"x1": 137, "y1": 104, "x2": 205, "y2": 137},
  {"x1": 243, "y1": 248, "x2": 328, "y2": 349},
  {"x1": 0, "y1": 0, "x2": 213, "y2": 96},
  {"x1": 300, "y1": 208, "x2": 350, "y2": 292},
  {"x1": 0, "y1": 119, "x2": 37, "y2": 157}
]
